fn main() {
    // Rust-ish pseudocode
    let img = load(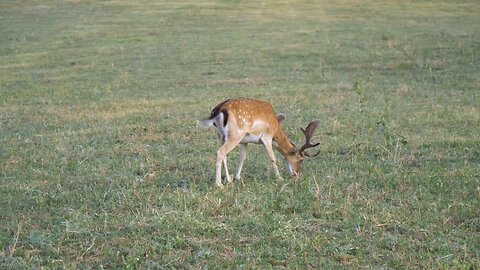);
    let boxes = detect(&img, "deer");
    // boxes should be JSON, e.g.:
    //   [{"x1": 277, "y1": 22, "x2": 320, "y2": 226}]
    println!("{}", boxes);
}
[{"x1": 198, "y1": 98, "x2": 320, "y2": 187}]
